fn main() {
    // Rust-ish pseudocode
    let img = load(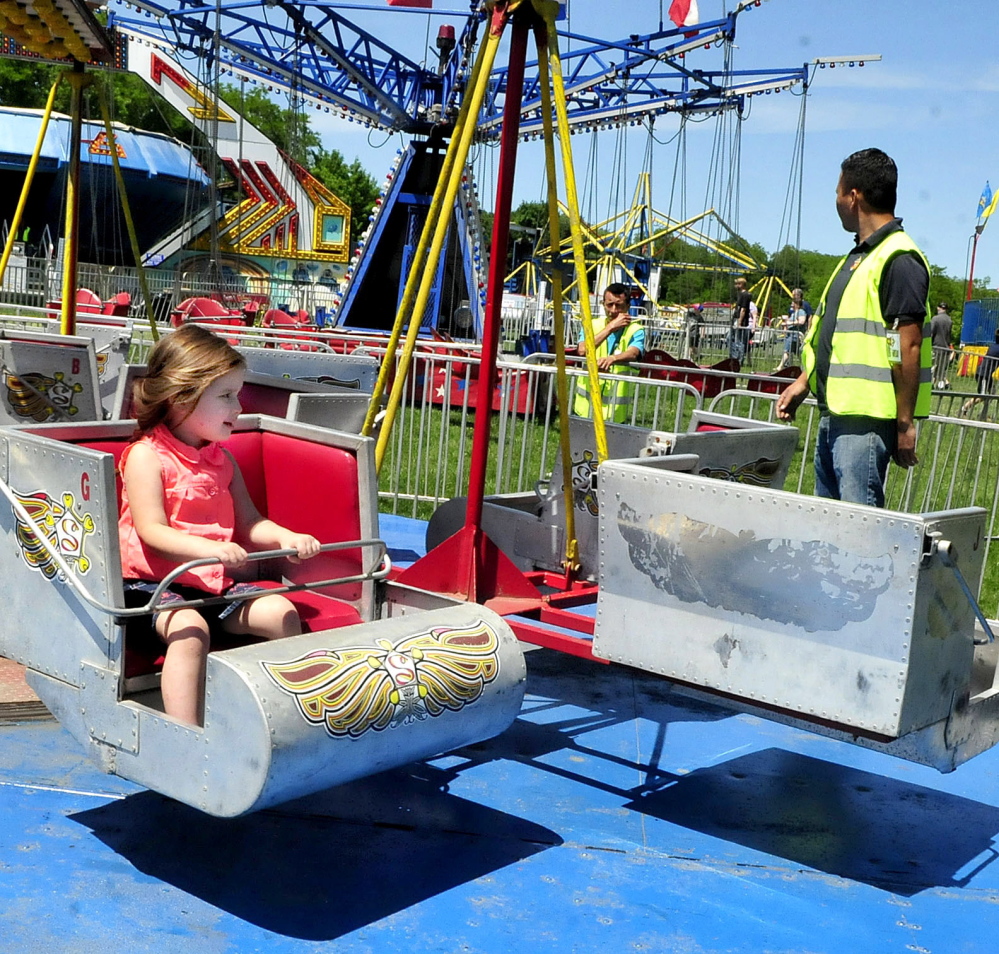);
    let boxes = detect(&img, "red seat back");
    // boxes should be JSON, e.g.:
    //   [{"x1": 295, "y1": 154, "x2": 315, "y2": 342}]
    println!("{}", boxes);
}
[{"x1": 261, "y1": 431, "x2": 362, "y2": 600}]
